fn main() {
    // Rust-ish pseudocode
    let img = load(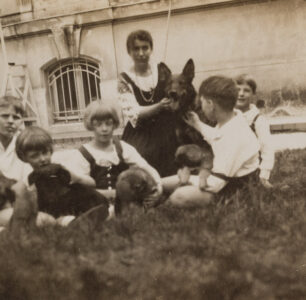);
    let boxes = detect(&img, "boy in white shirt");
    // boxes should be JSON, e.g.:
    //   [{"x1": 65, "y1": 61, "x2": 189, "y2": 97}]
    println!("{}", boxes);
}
[
  {"x1": 0, "y1": 96, "x2": 32, "y2": 183},
  {"x1": 235, "y1": 74, "x2": 274, "y2": 188},
  {"x1": 159, "y1": 76, "x2": 260, "y2": 207},
  {"x1": 0, "y1": 96, "x2": 32, "y2": 227}
]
